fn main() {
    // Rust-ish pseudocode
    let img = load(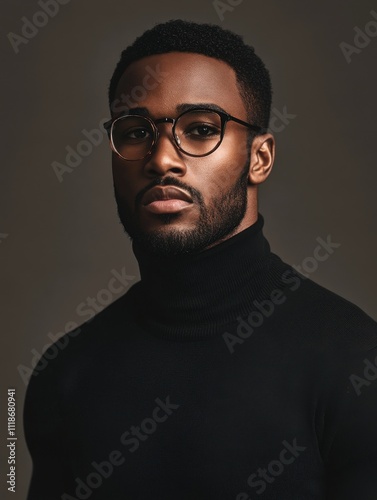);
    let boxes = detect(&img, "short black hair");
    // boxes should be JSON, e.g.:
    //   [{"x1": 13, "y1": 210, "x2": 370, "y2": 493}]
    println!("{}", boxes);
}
[{"x1": 108, "y1": 19, "x2": 272, "y2": 129}]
